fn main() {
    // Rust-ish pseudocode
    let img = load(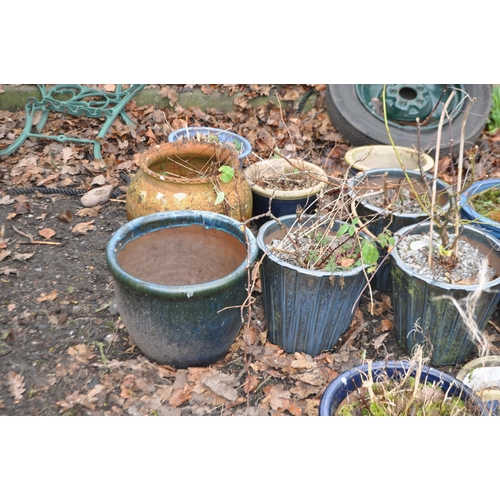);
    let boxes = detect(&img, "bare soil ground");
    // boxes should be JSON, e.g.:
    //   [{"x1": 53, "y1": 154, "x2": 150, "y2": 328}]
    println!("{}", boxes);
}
[{"x1": 1, "y1": 84, "x2": 500, "y2": 416}]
